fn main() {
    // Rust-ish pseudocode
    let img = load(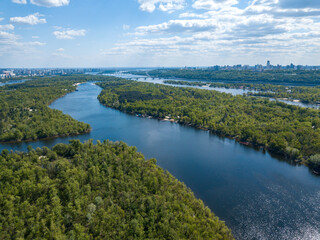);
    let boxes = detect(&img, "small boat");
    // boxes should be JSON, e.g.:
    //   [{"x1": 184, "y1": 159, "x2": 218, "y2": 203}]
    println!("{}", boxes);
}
[{"x1": 240, "y1": 141, "x2": 250, "y2": 146}]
